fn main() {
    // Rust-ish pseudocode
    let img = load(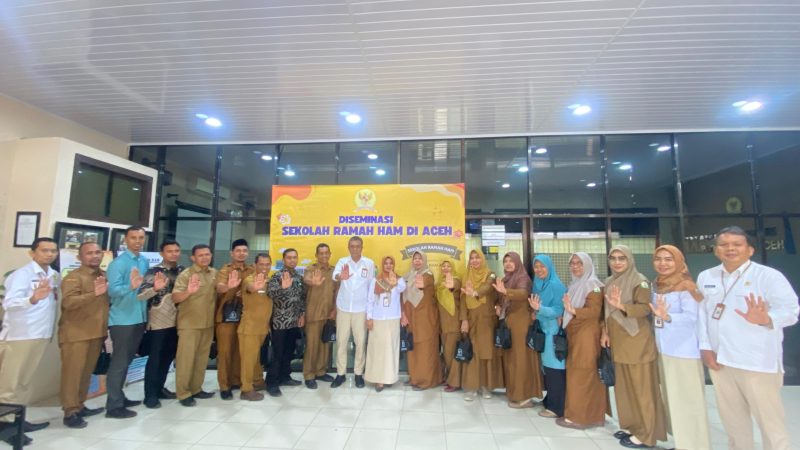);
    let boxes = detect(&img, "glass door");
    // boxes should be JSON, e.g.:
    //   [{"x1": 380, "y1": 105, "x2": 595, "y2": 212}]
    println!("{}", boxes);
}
[{"x1": 465, "y1": 217, "x2": 531, "y2": 276}]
